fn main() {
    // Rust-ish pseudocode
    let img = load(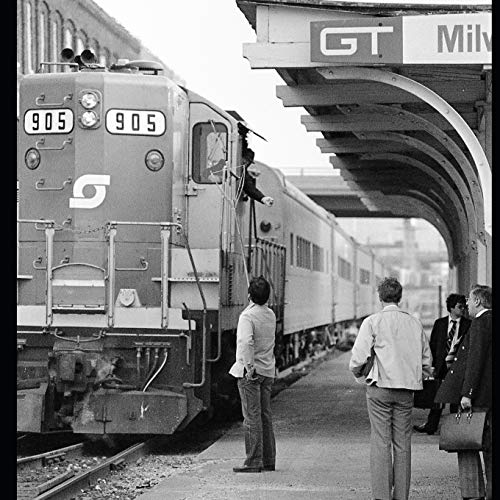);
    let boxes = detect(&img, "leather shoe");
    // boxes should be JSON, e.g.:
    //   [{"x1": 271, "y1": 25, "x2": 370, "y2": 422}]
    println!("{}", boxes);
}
[
  {"x1": 262, "y1": 465, "x2": 275, "y2": 471},
  {"x1": 413, "y1": 423, "x2": 435, "y2": 435},
  {"x1": 233, "y1": 466, "x2": 261, "y2": 473}
]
